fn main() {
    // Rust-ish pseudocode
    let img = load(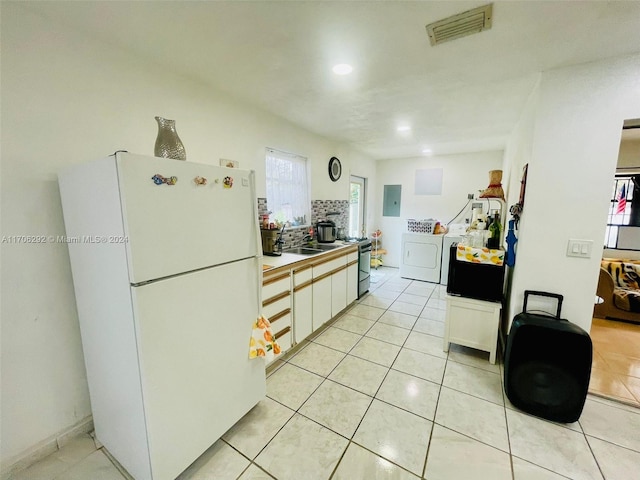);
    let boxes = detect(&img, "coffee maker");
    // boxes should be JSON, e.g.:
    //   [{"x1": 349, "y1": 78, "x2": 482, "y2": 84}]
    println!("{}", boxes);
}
[{"x1": 261, "y1": 228, "x2": 284, "y2": 256}]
